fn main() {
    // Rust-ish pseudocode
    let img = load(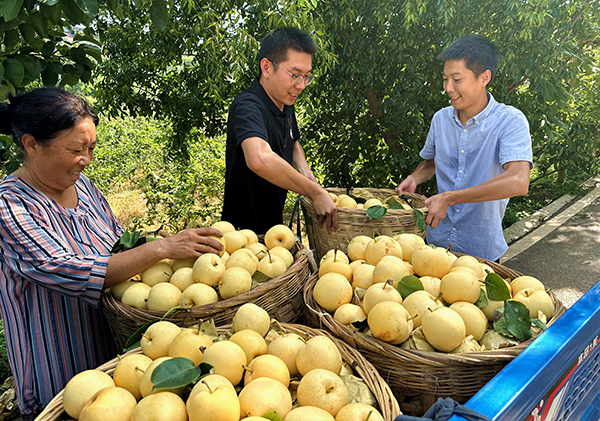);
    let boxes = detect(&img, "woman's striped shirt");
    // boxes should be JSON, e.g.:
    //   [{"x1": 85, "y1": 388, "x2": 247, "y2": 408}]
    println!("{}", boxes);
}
[{"x1": 0, "y1": 174, "x2": 123, "y2": 414}]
